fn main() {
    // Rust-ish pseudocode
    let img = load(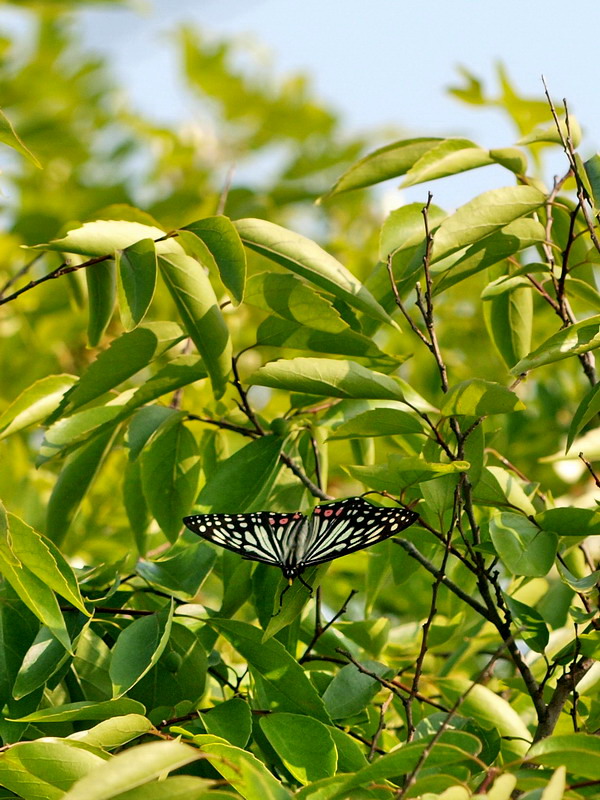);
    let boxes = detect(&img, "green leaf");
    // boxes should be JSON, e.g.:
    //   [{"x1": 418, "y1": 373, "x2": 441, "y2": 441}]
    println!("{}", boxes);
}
[
  {"x1": 327, "y1": 727, "x2": 368, "y2": 772},
  {"x1": 29, "y1": 219, "x2": 166, "y2": 256},
  {"x1": 94, "y1": 776, "x2": 221, "y2": 800},
  {"x1": 116, "y1": 238, "x2": 157, "y2": 330},
  {"x1": 123, "y1": 459, "x2": 149, "y2": 554},
  {"x1": 483, "y1": 279, "x2": 533, "y2": 369},
  {"x1": 120, "y1": 354, "x2": 207, "y2": 420},
  {"x1": 194, "y1": 737, "x2": 291, "y2": 800},
  {"x1": 234, "y1": 218, "x2": 395, "y2": 327},
  {"x1": 13, "y1": 613, "x2": 87, "y2": 700},
  {"x1": 431, "y1": 186, "x2": 545, "y2": 262},
  {"x1": 248, "y1": 357, "x2": 404, "y2": 400},
  {"x1": 13, "y1": 697, "x2": 145, "y2": 723},
  {"x1": 441, "y1": 379, "x2": 525, "y2": 416},
  {"x1": 323, "y1": 137, "x2": 442, "y2": 197},
  {"x1": 183, "y1": 216, "x2": 246, "y2": 304},
  {"x1": 433, "y1": 218, "x2": 545, "y2": 294},
  {"x1": 556, "y1": 562, "x2": 600, "y2": 594},
  {"x1": 68, "y1": 714, "x2": 153, "y2": 749},
  {"x1": 260, "y1": 713, "x2": 337, "y2": 784},
  {"x1": 0, "y1": 739, "x2": 106, "y2": 800},
  {"x1": 61, "y1": 740, "x2": 205, "y2": 800},
  {"x1": 536, "y1": 507, "x2": 600, "y2": 537},
  {"x1": 322, "y1": 660, "x2": 393, "y2": 719},
  {"x1": 140, "y1": 416, "x2": 200, "y2": 542},
  {"x1": 333, "y1": 732, "x2": 482, "y2": 795},
  {"x1": 86, "y1": 259, "x2": 116, "y2": 347},
  {"x1": 209, "y1": 619, "x2": 332, "y2": 723},
  {"x1": 256, "y1": 317, "x2": 399, "y2": 370},
  {"x1": 489, "y1": 512, "x2": 557, "y2": 577},
  {"x1": 194, "y1": 435, "x2": 283, "y2": 513},
  {"x1": 157, "y1": 247, "x2": 232, "y2": 398},
  {"x1": 436, "y1": 679, "x2": 531, "y2": 757},
  {"x1": 512, "y1": 314, "x2": 600, "y2": 374},
  {"x1": 565, "y1": 381, "x2": 600, "y2": 452},
  {"x1": 527, "y1": 733, "x2": 600, "y2": 779},
  {"x1": 110, "y1": 603, "x2": 174, "y2": 696},
  {"x1": 135, "y1": 542, "x2": 216, "y2": 600},
  {"x1": 245, "y1": 272, "x2": 348, "y2": 333},
  {"x1": 0, "y1": 504, "x2": 71, "y2": 650},
  {"x1": 202, "y1": 698, "x2": 252, "y2": 748},
  {"x1": 0, "y1": 374, "x2": 77, "y2": 440},
  {"x1": 7, "y1": 513, "x2": 88, "y2": 614},
  {"x1": 328, "y1": 408, "x2": 424, "y2": 439},
  {"x1": 0, "y1": 107, "x2": 41, "y2": 167},
  {"x1": 345, "y1": 455, "x2": 469, "y2": 492},
  {"x1": 401, "y1": 139, "x2": 495, "y2": 187},
  {"x1": 503, "y1": 594, "x2": 549, "y2": 653},
  {"x1": 46, "y1": 425, "x2": 118, "y2": 545},
  {"x1": 64, "y1": 322, "x2": 184, "y2": 415},
  {"x1": 518, "y1": 116, "x2": 582, "y2": 147}
]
